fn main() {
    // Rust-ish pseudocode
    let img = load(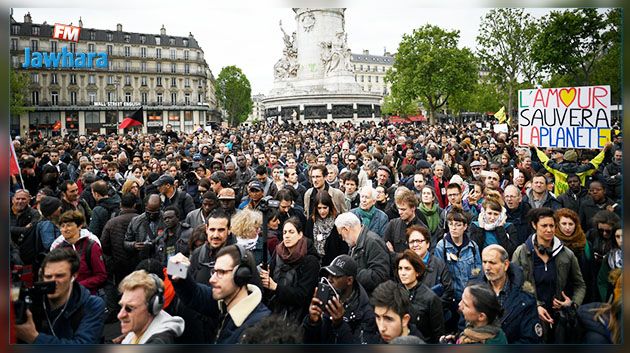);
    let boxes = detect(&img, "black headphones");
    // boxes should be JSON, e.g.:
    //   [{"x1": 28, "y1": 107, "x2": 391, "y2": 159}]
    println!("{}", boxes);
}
[
  {"x1": 534, "y1": 237, "x2": 553, "y2": 257},
  {"x1": 147, "y1": 273, "x2": 164, "y2": 316},
  {"x1": 233, "y1": 244, "x2": 253, "y2": 287}
]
